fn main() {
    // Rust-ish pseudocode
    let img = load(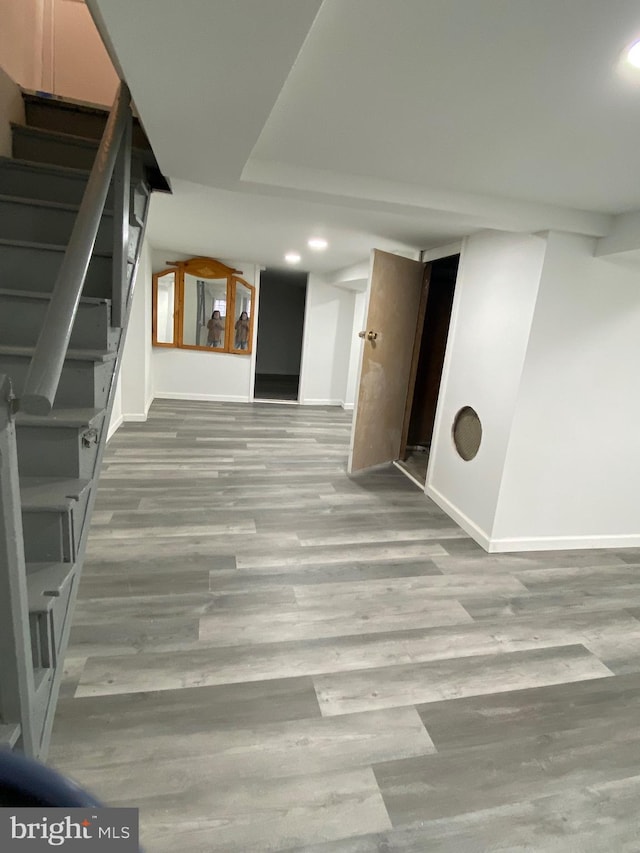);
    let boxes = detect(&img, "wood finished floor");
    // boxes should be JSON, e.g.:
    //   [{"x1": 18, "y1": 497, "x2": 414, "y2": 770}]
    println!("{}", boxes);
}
[{"x1": 48, "y1": 400, "x2": 640, "y2": 852}]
